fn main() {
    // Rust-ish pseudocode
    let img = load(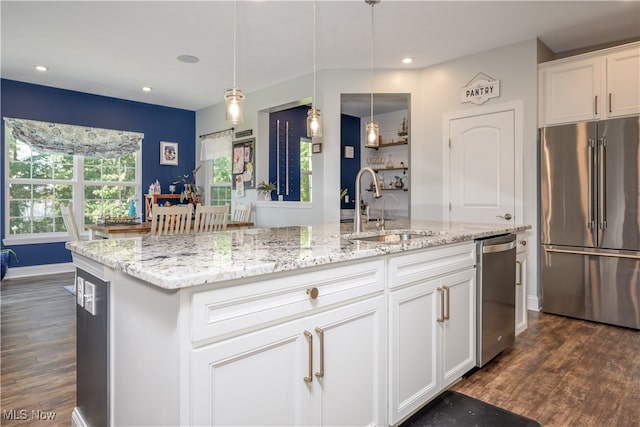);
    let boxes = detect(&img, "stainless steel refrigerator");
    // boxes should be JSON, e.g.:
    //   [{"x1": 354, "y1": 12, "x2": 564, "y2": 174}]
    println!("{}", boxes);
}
[{"x1": 540, "y1": 116, "x2": 640, "y2": 330}]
